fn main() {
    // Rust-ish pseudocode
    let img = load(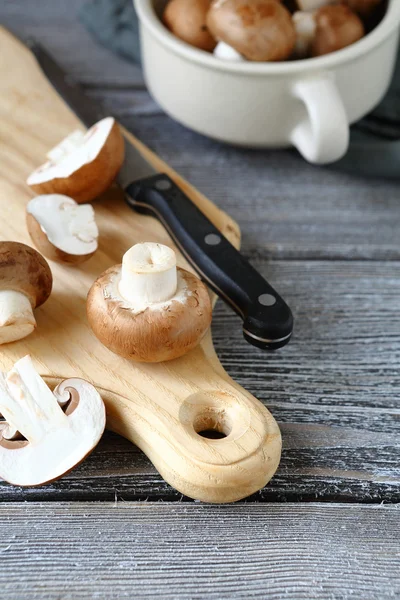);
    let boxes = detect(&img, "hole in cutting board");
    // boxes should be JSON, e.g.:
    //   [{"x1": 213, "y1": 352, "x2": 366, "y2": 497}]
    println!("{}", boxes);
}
[
  {"x1": 193, "y1": 410, "x2": 232, "y2": 441},
  {"x1": 197, "y1": 429, "x2": 227, "y2": 440}
]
